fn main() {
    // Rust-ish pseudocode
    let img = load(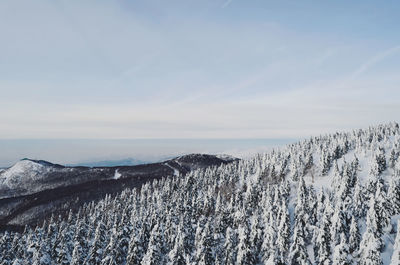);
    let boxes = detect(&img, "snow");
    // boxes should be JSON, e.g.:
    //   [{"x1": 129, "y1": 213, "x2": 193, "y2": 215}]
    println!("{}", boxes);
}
[
  {"x1": 113, "y1": 169, "x2": 122, "y2": 180},
  {"x1": 307, "y1": 244, "x2": 315, "y2": 263},
  {"x1": 215, "y1": 154, "x2": 237, "y2": 162},
  {"x1": 1, "y1": 123, "x2": 400, "y2": 265},
  {"x1": 0, "y1": 159, "x2": 48, "y2": 188},
  {"x1": 164, "y1": 163, "x2": 180, "y2": 177}
]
